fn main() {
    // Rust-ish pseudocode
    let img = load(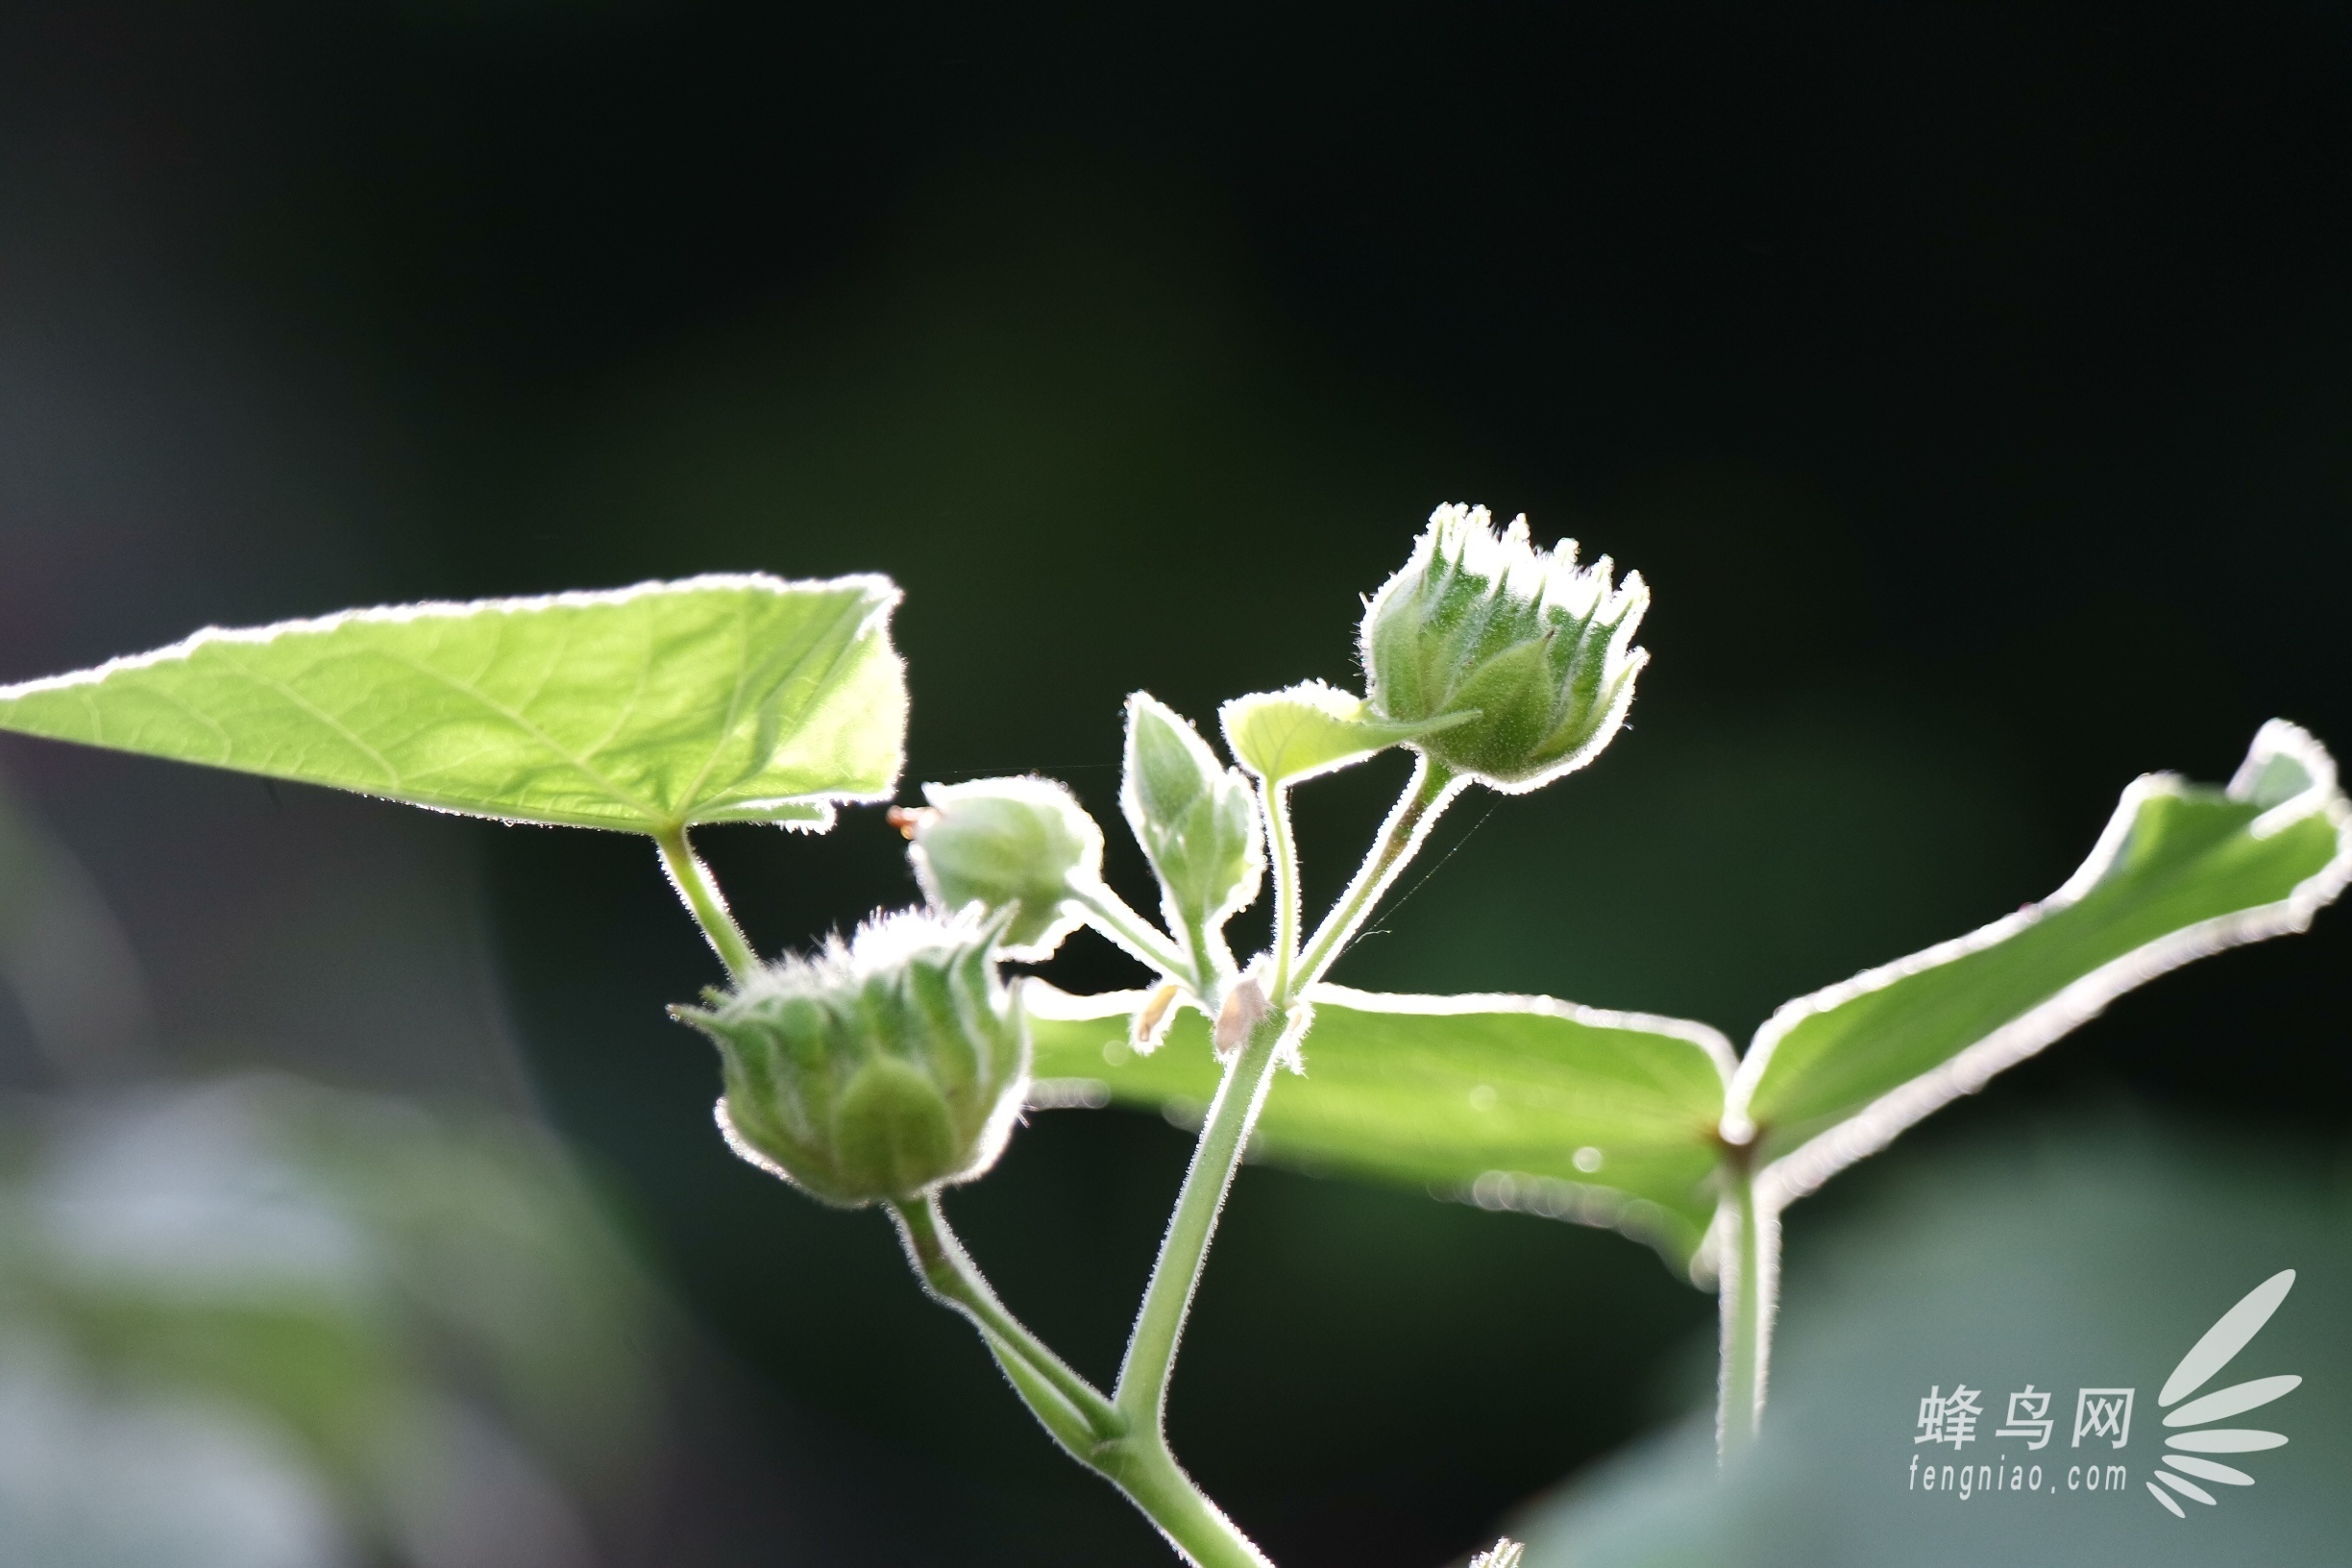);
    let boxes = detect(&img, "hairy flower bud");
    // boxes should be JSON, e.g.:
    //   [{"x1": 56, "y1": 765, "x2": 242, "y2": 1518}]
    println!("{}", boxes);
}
[
  {"x1": 1121, "y1": 693, "x2": 1262, "y2": 960},
  {"x1": 1360, "y1": 504, "x2": 1649, "y2": 793},
  {"x1": 900, "y1": 776, "x2": 1103, "y2": 960},
  {"x1": 674, "y1": 908, "x2": 1029, "y2": 1208}
]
